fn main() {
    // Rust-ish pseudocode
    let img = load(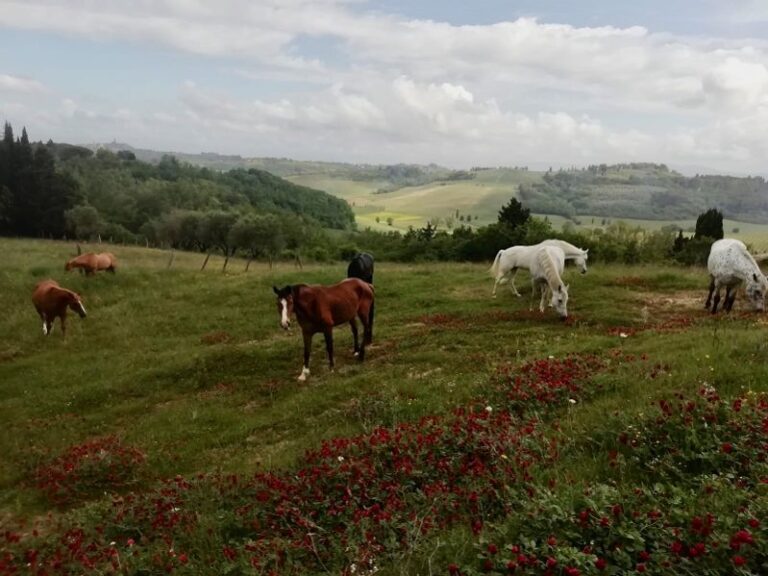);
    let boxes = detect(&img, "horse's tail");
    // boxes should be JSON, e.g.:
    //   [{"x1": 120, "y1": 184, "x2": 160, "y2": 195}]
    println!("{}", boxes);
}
[{"x1": 489, "y1": 250, "x2": 504, "y2": 278}]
